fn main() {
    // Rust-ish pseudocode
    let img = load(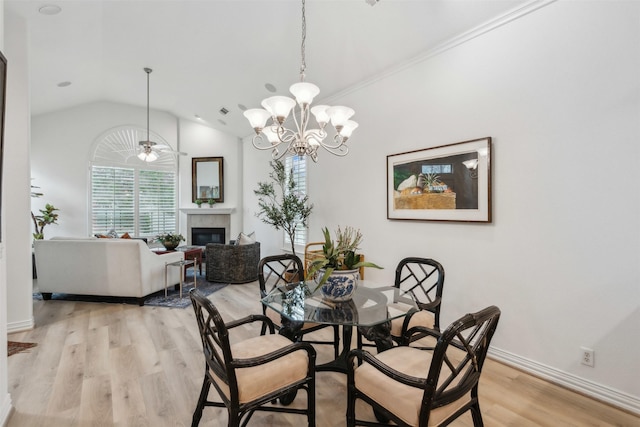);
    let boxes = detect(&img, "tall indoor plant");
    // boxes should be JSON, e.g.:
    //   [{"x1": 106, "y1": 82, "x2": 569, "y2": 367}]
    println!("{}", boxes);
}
[{"x1": 254, "y1": 159, "x2": 313, "y2": 258}]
